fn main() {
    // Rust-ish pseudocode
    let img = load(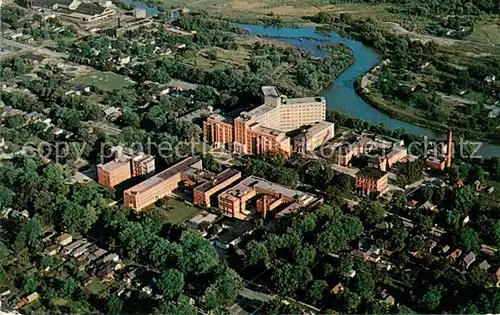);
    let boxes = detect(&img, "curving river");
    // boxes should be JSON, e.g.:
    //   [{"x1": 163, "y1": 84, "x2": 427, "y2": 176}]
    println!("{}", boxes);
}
[
  {"x1": 118, "y1": 0, "x2": 500, "y2": 157},
  {"x1": 237, "y1": 24, "x2": 500, "y2": 158}
]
